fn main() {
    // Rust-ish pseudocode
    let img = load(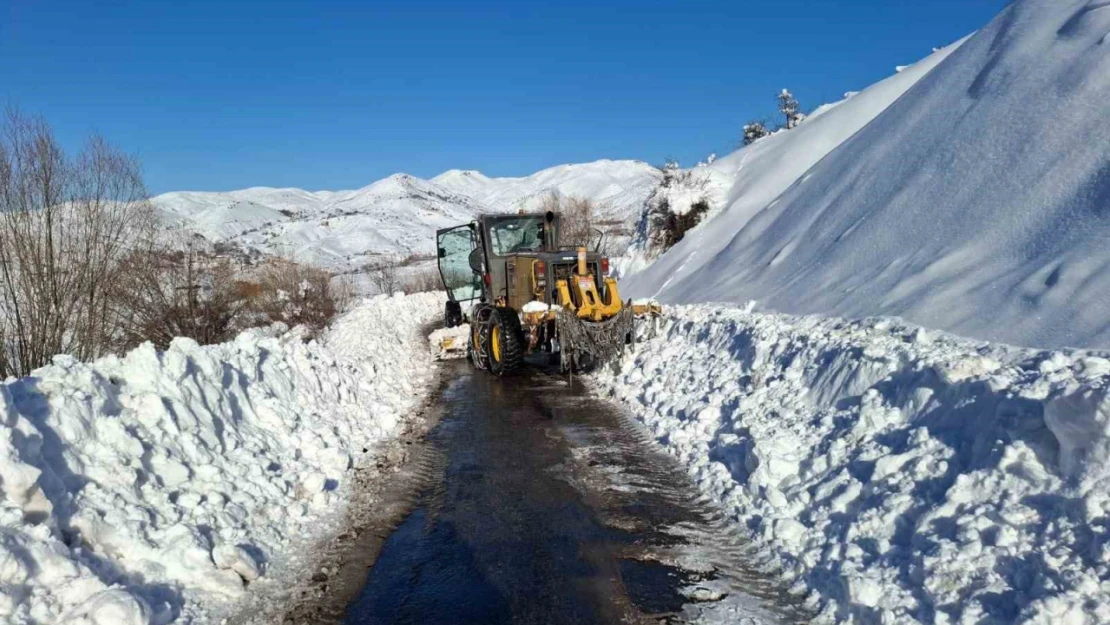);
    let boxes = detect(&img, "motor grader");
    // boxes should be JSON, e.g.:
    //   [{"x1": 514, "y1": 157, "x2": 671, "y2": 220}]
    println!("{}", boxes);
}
[{"x1": 436, "y1": 211, "x2": 658, "y2": 375}]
